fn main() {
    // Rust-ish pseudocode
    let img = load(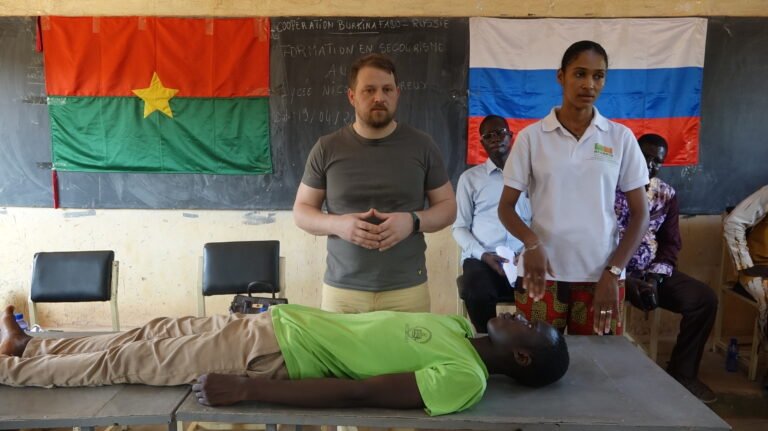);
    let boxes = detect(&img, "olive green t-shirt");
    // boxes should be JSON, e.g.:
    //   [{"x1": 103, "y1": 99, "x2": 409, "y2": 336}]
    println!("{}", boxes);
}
[
  {"x1": 270, "y1": 304, "x2": 488, "y2": 416},
  {"x1": 301, "y1": 123, "x2": 449, "y2": 291}
]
